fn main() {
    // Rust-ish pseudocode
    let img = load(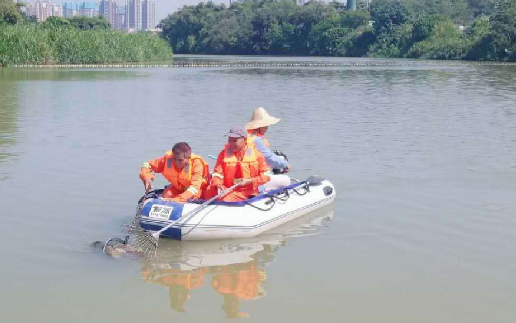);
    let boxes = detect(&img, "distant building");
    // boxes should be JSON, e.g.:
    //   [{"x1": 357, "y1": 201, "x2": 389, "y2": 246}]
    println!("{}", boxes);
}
[
  {"x1": 29, "y1": 1, "x2": 63, "y2": 21},
  {"x1": 235, "y1": 0, "x2": 305, "y2": 4},
  {"x1": 127, "y1": 0, "x2": 142, "y2": 31},
  {"x1": 115, "y1": 6, "x2": 126, "y2": 30},
  {"x1": 26, "y1": 1, "x2": 153, "y2": 31},
  {"x1": 33, "y1": 1, "x2": 51, "y2": 22},
  {"x1": 100, "y1": 0, "x2": 117, "y2": 27},
  {"x1": 51, "y1": 4, "x2": 63, "y2": 17},
  {"x1": 142, "y1": 0, "x2": 156, "y2": 31},
  {"x1": 62, "y1": 3, "x2": 77, "y2": 18},
  {"x1": 62, "y1": 2, "x2": 99, "y2": 18},
  {"x1": 77, "y1": 2, "x2": 99, "y2": 18}
]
